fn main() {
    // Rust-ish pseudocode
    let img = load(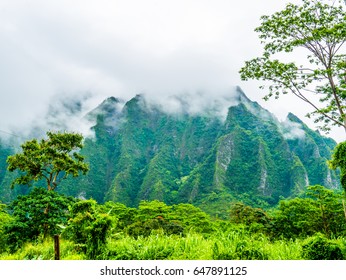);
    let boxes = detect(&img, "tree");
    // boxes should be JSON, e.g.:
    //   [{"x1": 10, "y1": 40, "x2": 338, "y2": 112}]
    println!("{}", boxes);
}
[
  {"x1": 329, "y1": 142, "x2": 346, "y2": 191},
  {"x1": 0, "y1": 202, "x2": 13, "y2": 253},
  {"x1": 7, "y1": 131, "x2": 89, "y2": 191},
  {"x1": 64, "y1": 199, "x2": 114, "y2": 259},
  {"x1": 4, "y1": 188, "x2": 75, "y2": 251},
  {"x1": 306, "y1": 185, "x2": 345, "y2": 235},
  {"x1": 229, "y1": 202, "x2": 272, "y2": 232},
  {"x1": 239, "y1": 0, "x2": 346, "y2": 133},
  {"x1": 271, "y1": 197, "x2": 322, "y2": 238},
  {"x1": 271, "y1": 185, "x2": 346, "y2": 238},
  {"x1": 329, "y1": 141, "x2": 346, "y2": 219}
]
